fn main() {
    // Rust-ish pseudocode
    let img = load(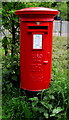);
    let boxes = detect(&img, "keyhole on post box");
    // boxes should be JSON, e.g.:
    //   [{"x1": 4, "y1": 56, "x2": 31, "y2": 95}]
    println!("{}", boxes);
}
[{"x1": 36, "y1": 22, "x2": 40, "y2": 25}]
